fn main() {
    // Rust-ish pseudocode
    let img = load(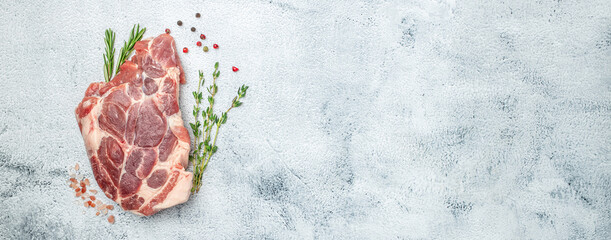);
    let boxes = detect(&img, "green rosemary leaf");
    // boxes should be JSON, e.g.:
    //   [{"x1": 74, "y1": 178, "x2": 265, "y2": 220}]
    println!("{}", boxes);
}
[
  {"x1": 103, "y1": 29, "x2": 116, "y2": 82},
  {"x1": 115, "y1": 24, "x2": 146, "y2": 75}
]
